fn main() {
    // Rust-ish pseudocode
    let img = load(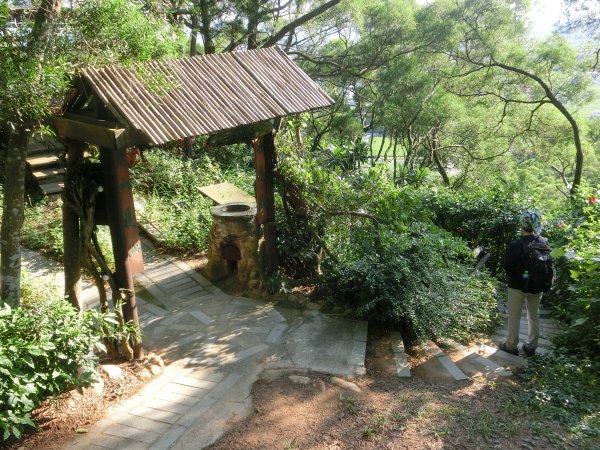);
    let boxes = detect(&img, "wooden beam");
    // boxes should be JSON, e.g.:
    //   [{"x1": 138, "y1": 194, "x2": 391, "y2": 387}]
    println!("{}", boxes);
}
[
  {"x1": 100, "y1": 132, "x2": 144, "y2": 358},
  {"x1": 52, "y1": 114, "x2": 151, "y2": 149},
  {"x1": 207, "y1": 121, "x2": 273, "y2": 147},
  {"x1": 253, "y1": 132, "x2": 278, "y2": 286}
]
